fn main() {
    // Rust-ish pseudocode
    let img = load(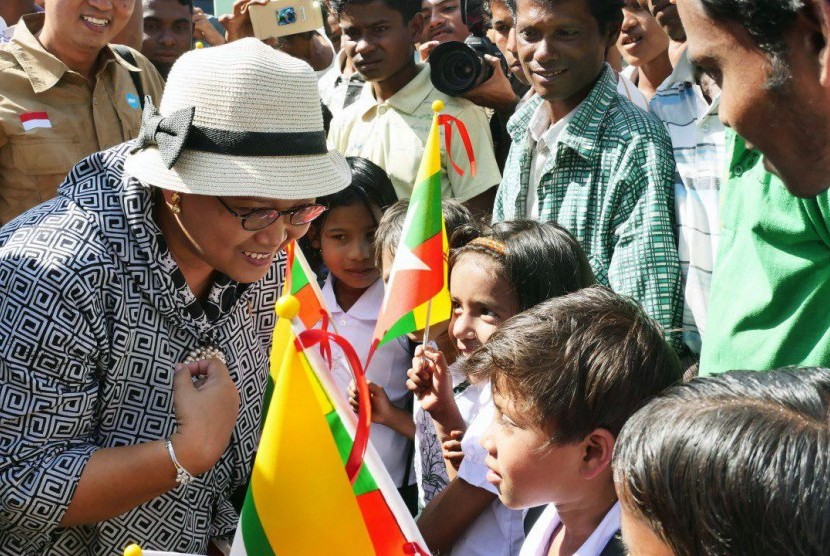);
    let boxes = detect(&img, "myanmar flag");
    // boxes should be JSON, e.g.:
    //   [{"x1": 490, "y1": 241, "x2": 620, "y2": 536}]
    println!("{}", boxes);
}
[
  {"x1": 371, "y1": 103, "x2": 451, "y2": 350},
  {"x1": 284, "y1": 241, "x2": 329, "y2": 330},
  {"x1": 262, "y1": 242, "x2": 332, "y2": 427},
  {"x1": 231, "y1": 298, "x2": 429, "y2": 555}
]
